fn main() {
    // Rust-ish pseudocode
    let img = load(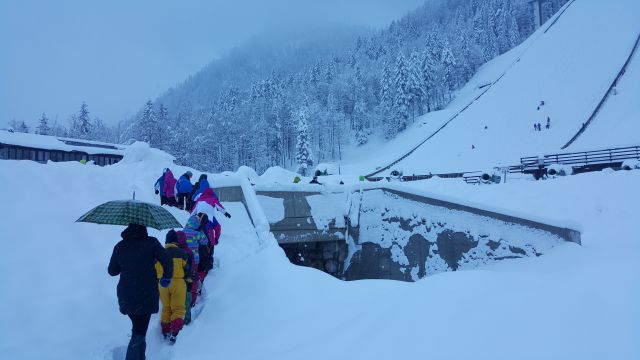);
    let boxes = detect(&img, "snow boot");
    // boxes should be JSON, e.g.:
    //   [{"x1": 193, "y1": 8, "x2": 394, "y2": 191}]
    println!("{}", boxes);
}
[
  {"x1": 170, "y1": 318, "x2": 184, "y2": 335},
  {"x1": 168, "y1": 333, "x2": 177, "y2": 345},
  {"x1": 125, "y1": 334, "x2": 146, "y2": 360},
  {"x1": 161, "y1": 322, "x2": 171, "y2": 339}
]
